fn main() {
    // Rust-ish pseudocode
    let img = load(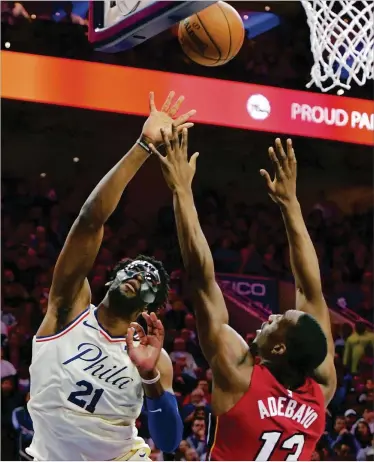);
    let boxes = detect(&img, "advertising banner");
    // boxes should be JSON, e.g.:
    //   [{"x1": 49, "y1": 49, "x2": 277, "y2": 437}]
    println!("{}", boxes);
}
[
  {"x1": 2, "y1": 51, "x2": 373, "y2": 145},
  {"x1": 217, "y1": 273, "x2": 279, "y2": 314}
]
